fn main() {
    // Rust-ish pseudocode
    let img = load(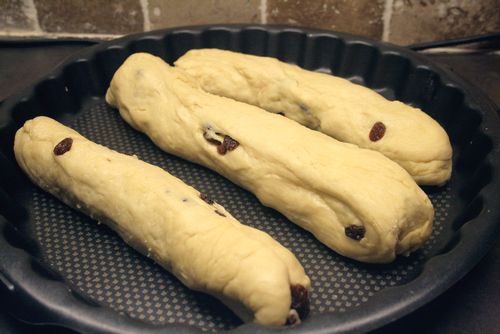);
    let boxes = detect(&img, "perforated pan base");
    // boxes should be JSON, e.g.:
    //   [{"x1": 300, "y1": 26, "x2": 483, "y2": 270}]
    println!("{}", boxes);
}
[
  {"x1": 0, "y1": 25, "x2": 499, "y2": 334},
  {"x1": 31, "y1": 101, "x2": 451, "y2": 331}
]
